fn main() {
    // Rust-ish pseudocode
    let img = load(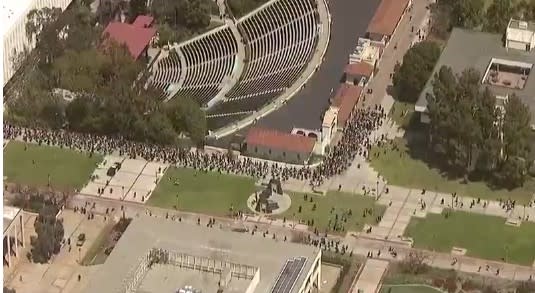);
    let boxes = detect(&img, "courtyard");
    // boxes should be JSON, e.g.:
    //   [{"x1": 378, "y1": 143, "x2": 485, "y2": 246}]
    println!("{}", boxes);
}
[
  {"x1": 3, "y1": 141, "x2": 102, "y2": 191},
  {"x1": 369, "y1": 138, "x2": 535, "y2": 204},
  {"x1": 4, "y1": 210, "x2": 109, "y2": 293},
  {"x1": 279, "y1": 192, "x2": 386, "y2": 234},
  {"x1": 148, "y1": 167, "x2": 257, "y2": 216},
  {"x1": 405, "y1": 210, "x2": 535, "y2": 266}
]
